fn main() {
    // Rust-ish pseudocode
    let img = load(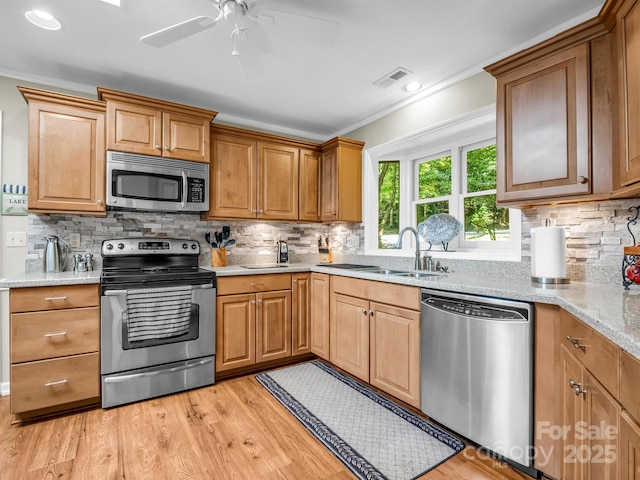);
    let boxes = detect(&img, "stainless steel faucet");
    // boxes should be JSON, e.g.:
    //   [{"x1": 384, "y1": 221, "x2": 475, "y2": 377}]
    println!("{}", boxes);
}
[{"x1": 396, "y1": 227, "x2": 421, "y2": 270}]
